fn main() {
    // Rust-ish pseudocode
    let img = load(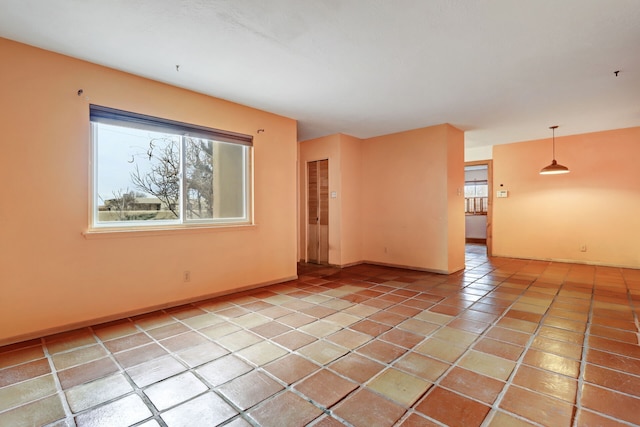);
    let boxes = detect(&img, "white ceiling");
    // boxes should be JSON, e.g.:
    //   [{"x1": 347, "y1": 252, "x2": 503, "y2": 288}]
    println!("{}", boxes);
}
[{"x1": 1, "y1": 0, "x2": 639, "y2": 148}]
